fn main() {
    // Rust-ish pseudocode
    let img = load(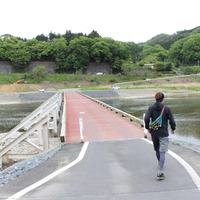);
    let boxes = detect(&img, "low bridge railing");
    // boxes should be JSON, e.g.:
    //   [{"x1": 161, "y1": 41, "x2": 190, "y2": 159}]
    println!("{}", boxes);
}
[
  {"x1": 0, "y1": 92, "x2": 63, "y2": 169},
  {"x1": 79, "y1": 92, "x2": 147, "y2": 134}
]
